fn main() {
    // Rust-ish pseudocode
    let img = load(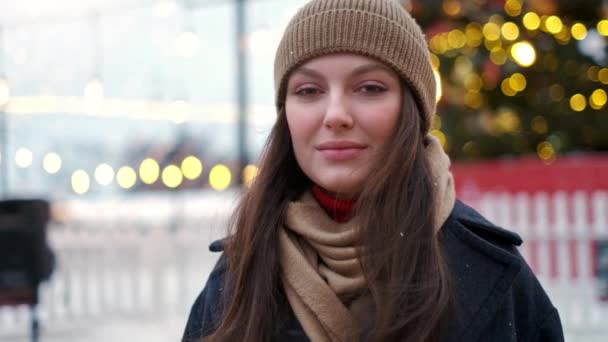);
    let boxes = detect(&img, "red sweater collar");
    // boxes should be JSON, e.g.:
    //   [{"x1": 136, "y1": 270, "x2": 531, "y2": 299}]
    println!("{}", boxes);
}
[{"x1": 311, "y1": 185, "x2": 355, "y2": 223}]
